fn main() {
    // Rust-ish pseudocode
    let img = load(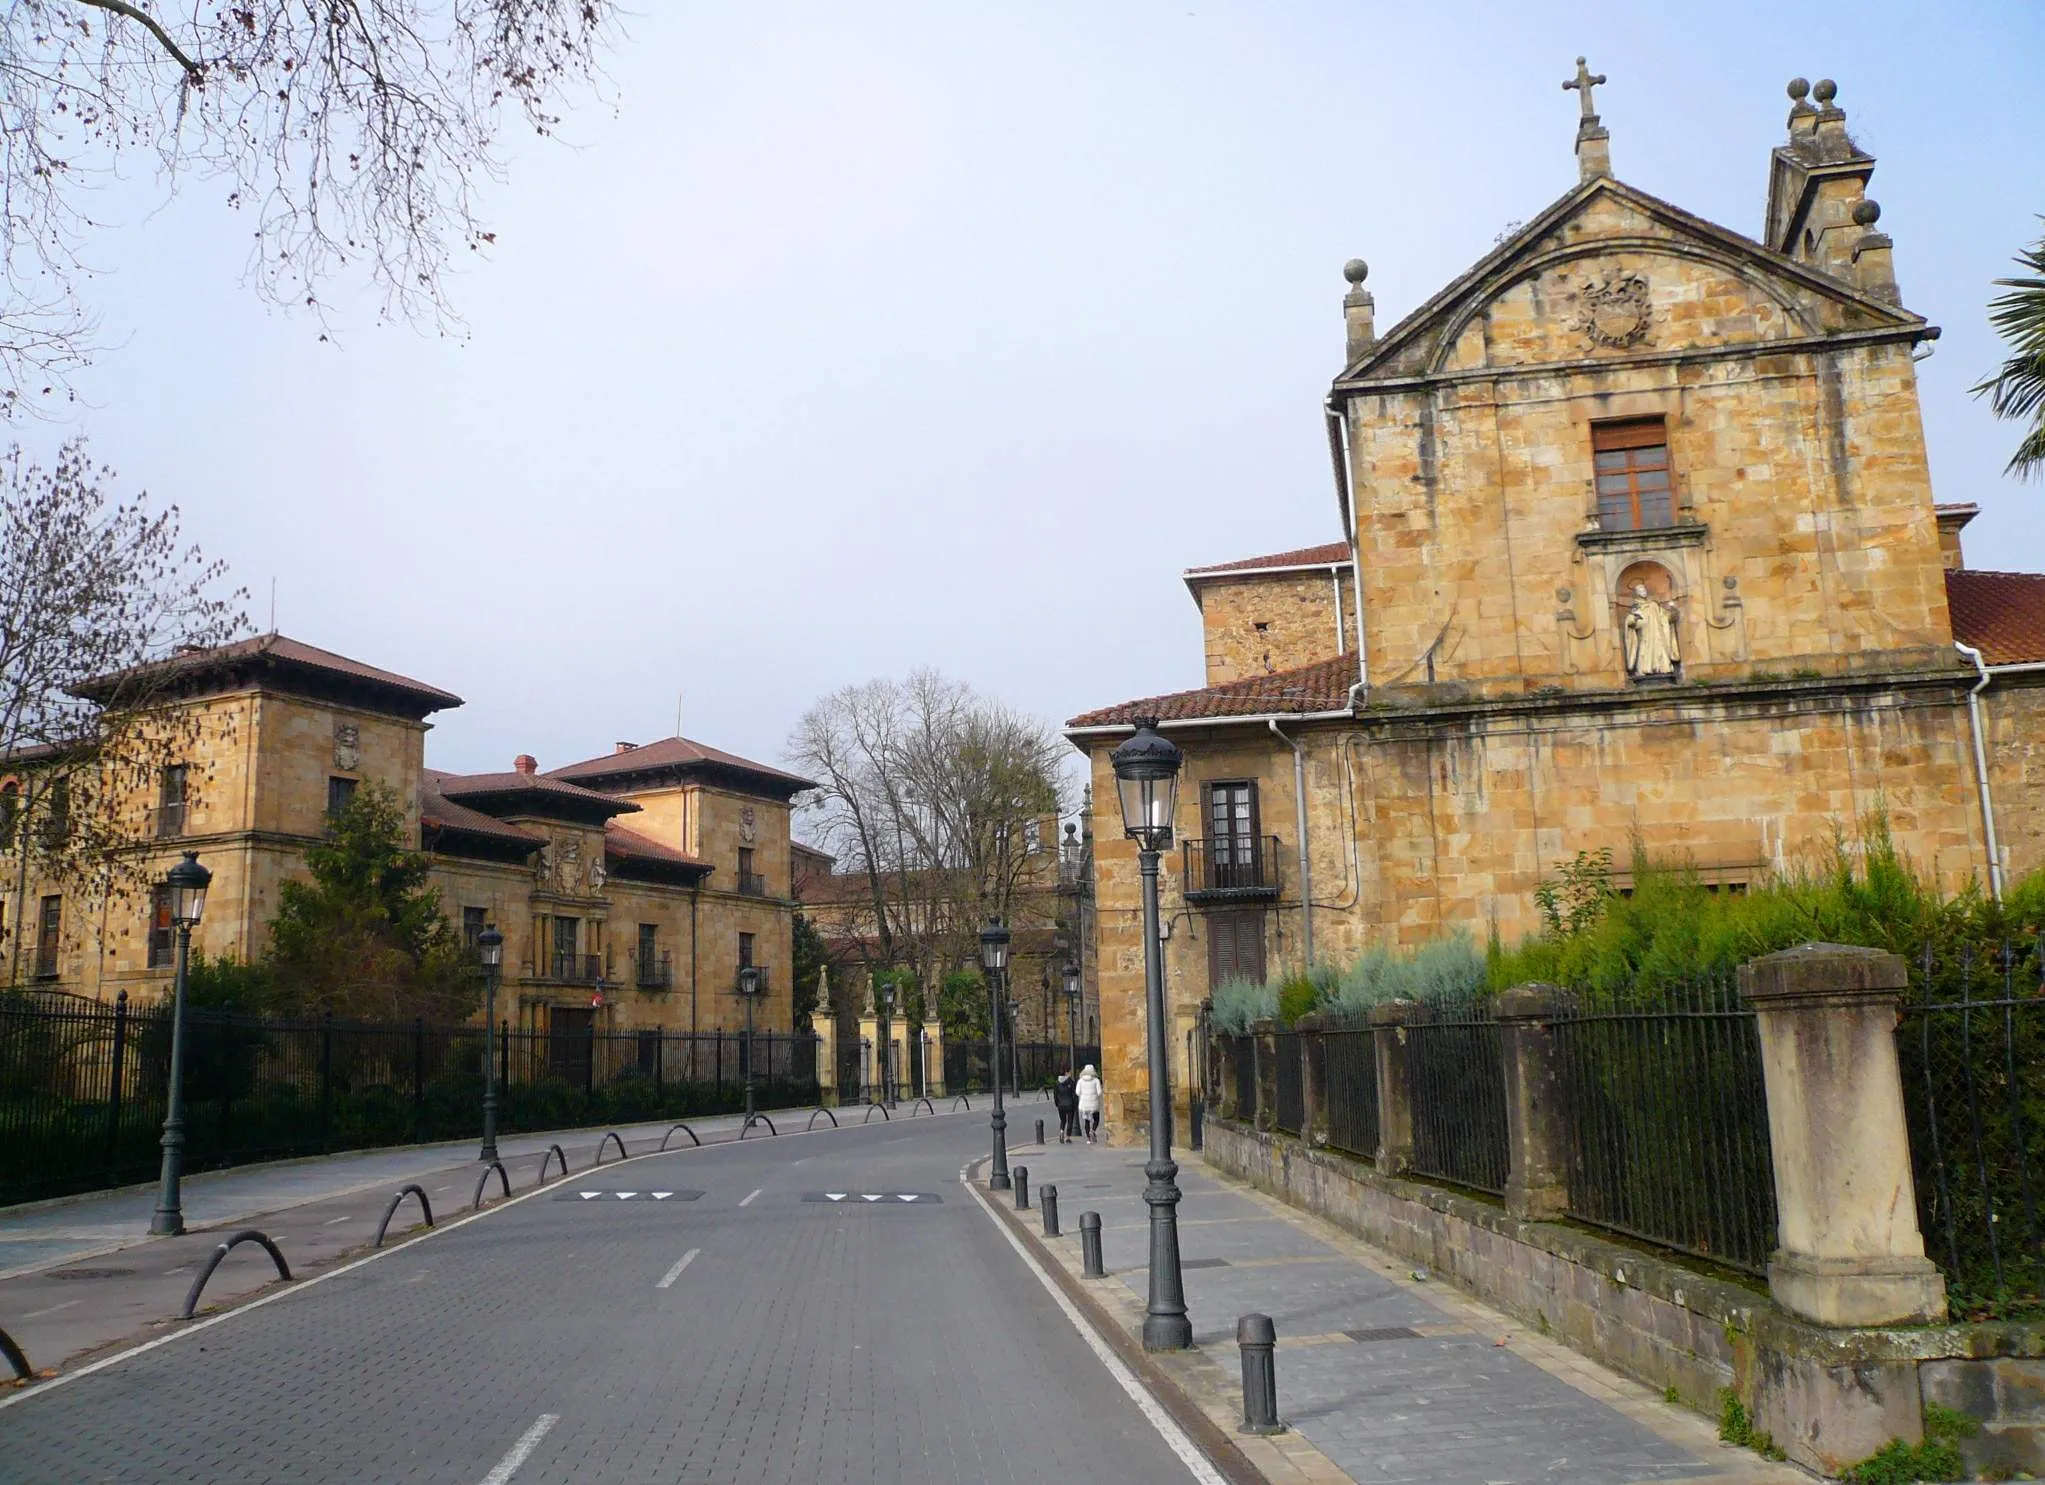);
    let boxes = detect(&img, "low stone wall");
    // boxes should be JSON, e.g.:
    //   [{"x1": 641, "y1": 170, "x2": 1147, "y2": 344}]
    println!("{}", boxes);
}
[{"x1": 1206, "y1": 1118, "x2": 2045, "y2": 1478}]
